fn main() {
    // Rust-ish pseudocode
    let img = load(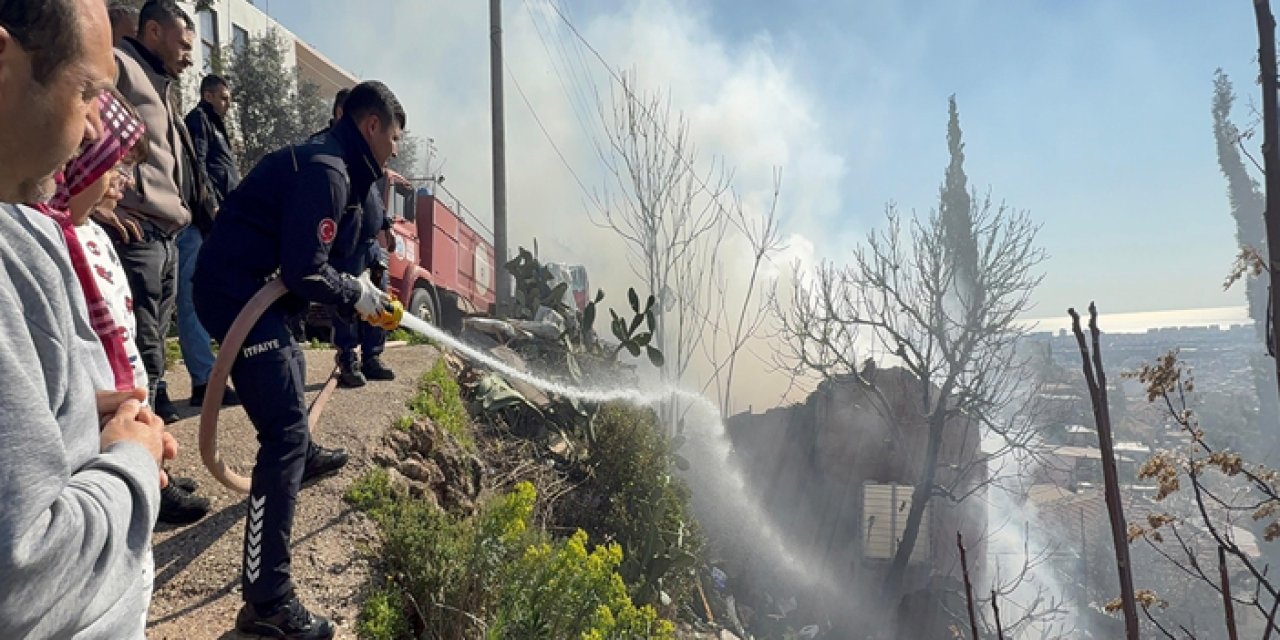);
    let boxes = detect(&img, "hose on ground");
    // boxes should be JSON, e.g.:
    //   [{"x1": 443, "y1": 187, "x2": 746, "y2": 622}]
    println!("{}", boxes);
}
[{"x1": 198, "y1": 279, "x2": 341, "y2": 494}]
